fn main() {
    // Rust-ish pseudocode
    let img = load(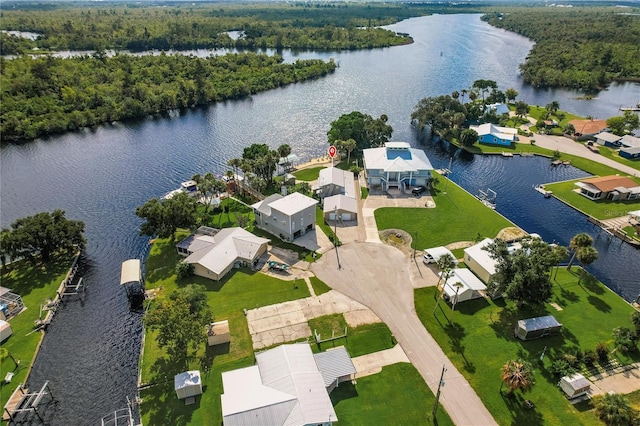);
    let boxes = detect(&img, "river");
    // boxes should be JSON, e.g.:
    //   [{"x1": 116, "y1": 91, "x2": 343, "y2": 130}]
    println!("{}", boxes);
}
[{"x1": 1, "y1": 13, "x2": 639, "y2": 425}]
